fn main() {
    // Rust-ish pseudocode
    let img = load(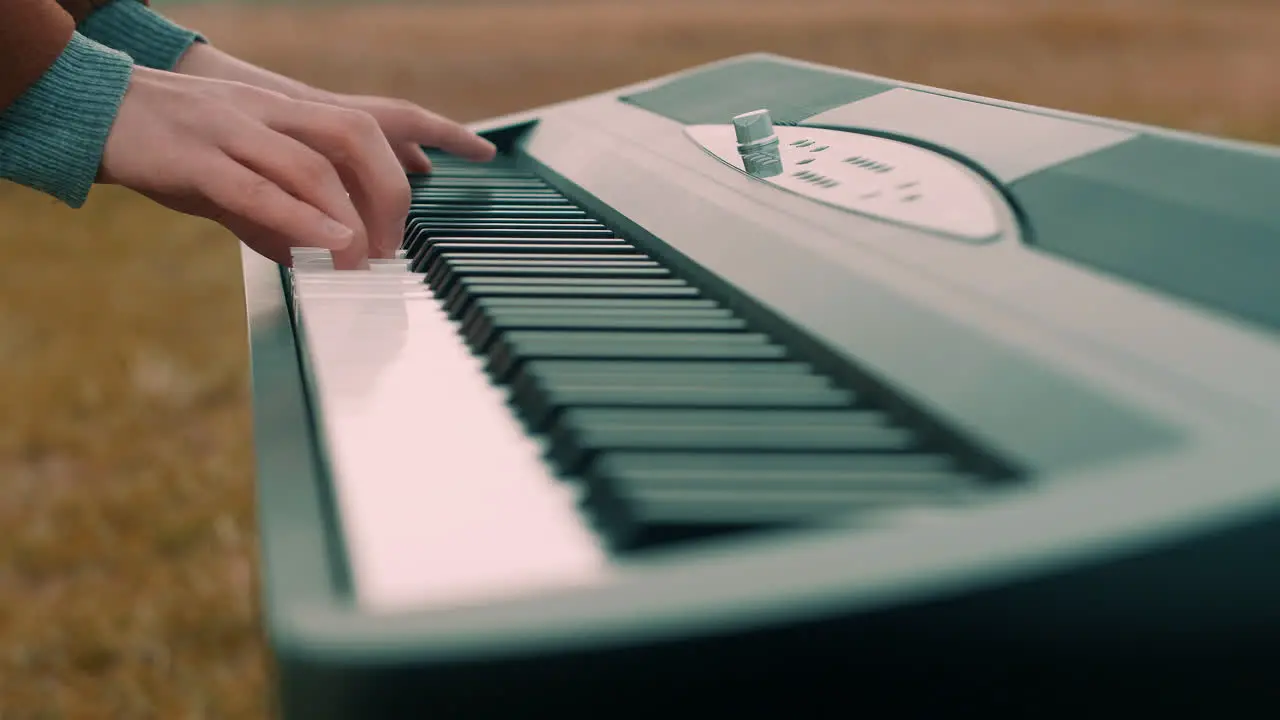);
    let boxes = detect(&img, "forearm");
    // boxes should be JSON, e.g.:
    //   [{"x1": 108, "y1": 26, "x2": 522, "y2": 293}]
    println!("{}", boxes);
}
[{"x1": 0, "y1": 33, "x2": 134, "y2": 207}]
